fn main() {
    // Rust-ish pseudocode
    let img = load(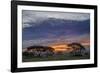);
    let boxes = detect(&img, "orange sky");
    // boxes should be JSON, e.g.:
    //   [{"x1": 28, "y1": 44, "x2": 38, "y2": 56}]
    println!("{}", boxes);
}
[
  {"x1": 50, "y1": 38, "x2": 90, "y2": 52},
  {"x1": 51, "y1": 44, "x2": 73, "y2": 52}
]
